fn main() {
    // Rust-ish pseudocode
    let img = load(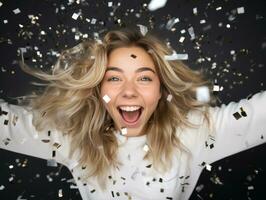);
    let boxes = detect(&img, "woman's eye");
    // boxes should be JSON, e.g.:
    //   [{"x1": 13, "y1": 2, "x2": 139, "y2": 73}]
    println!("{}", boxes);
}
[
  {"x1": 107, "y1": 77, "x2": 120, "y2": 81},
  {"x1": 139, "y1": 76, "x2": 152, "y2": 81}
]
